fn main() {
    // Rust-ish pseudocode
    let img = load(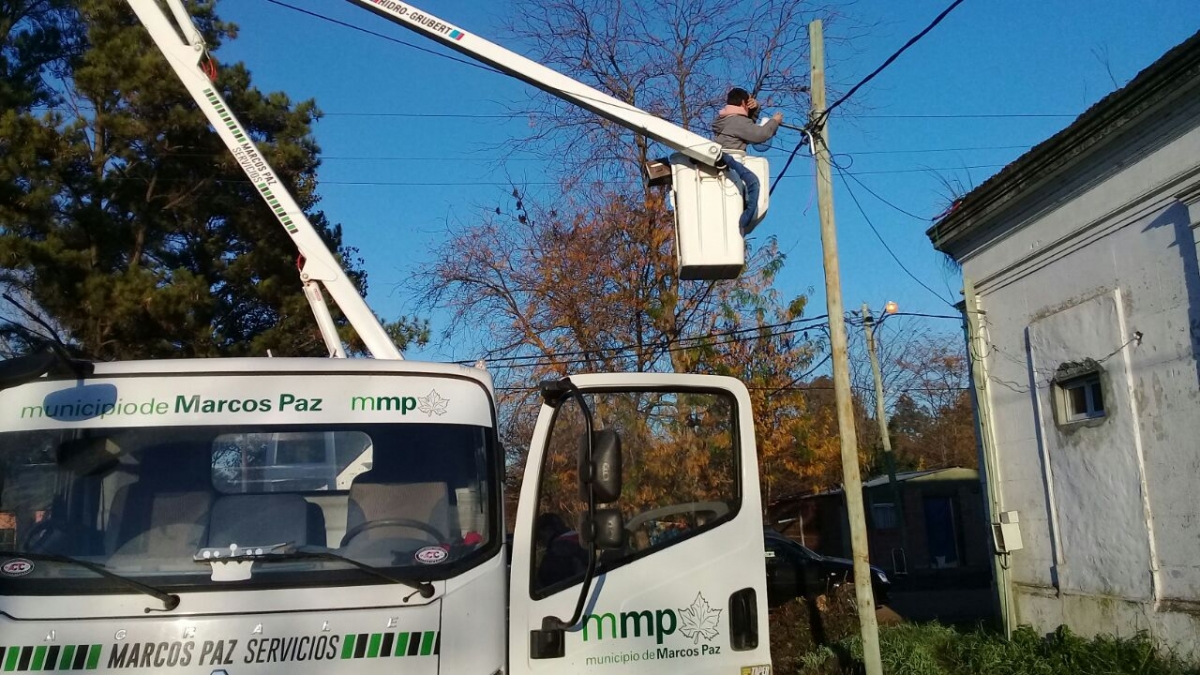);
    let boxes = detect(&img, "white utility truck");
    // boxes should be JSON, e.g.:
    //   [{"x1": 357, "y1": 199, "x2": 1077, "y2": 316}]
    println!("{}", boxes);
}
[{"x1": 0, "y1": 2, "x2": 776, "y2": 675}]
